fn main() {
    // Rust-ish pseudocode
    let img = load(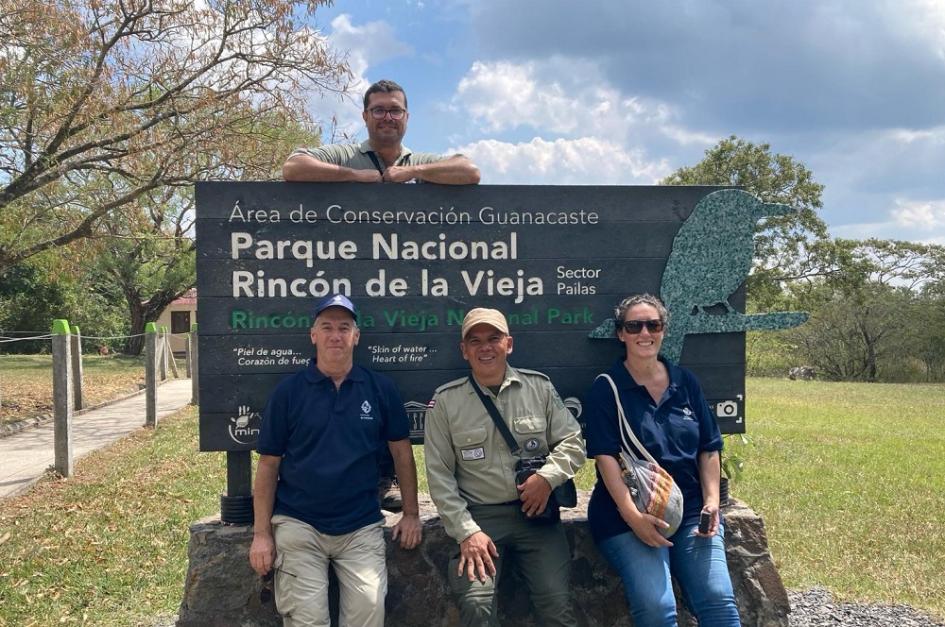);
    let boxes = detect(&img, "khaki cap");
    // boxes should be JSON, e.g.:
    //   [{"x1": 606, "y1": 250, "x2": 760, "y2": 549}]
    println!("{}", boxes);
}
[{"x1": 461, "y1": 308, "x2": 509, "y2": 338}]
